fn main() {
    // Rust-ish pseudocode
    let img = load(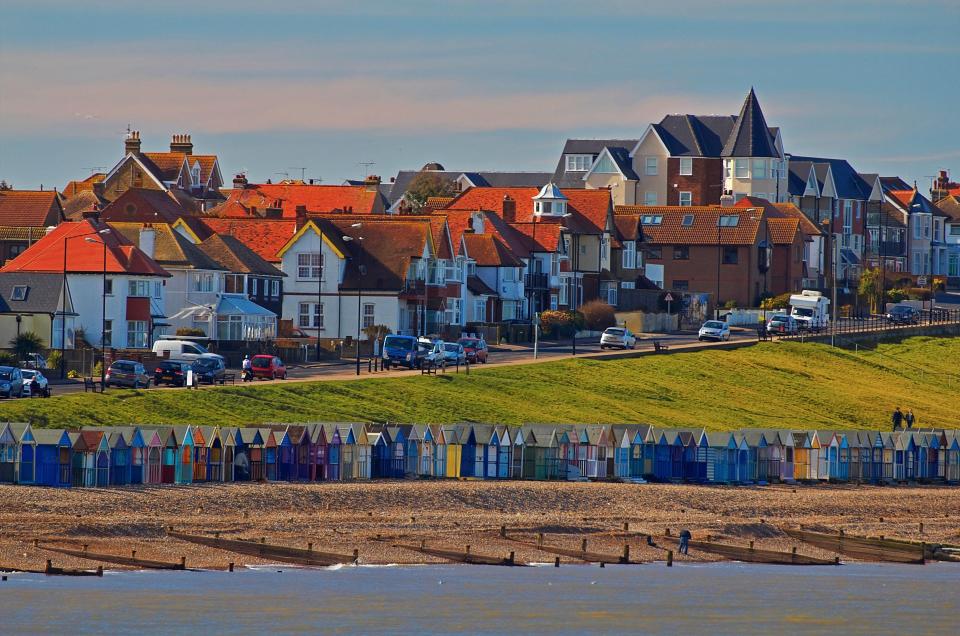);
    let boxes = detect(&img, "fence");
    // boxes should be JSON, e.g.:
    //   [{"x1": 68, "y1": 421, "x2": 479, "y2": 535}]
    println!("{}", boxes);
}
[{"x1": 764, "y1": 307, "x2": 960, "y2": 342}]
